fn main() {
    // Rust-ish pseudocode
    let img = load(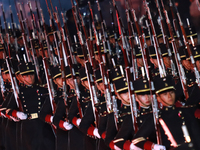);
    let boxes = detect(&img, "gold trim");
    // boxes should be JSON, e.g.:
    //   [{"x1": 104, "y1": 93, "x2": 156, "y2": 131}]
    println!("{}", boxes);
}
[
  {"x1": 3, "y1": 70, "x2": 9, "y2": 73},
  {"x1": 15, "y1": 71, "x2": 20, "y2": 74},
  {"x1": 187, "y1": 33, "x2": 197, "y2": 37},
  {"x1": 162, "y1": 52, "x2": 168, "y2": 56},
  {"x1": 132, "y1": 137, "x2": 146, "y2": 144},
  {"x1": 53, "y1": 73, "x2": 61, "y2": 79},
  {"x1": 81, "y1": 76, "x2": 87, "y2": 81},
  {"x1": 157, "y1": 34, "x2": 163, "y2": 38},
  {"x1": 156, "y1": 86, "x2": 175, "y2": 94},
  {"x1": 135, "y1": 89, "x2": 150, "y2": 94},
  {"x1": 113, "y1": 76, "x2": 123, "y2": 81},
  {"x1": 66, "y1": 74, "x2": 71, "y2": 78},
  {"x1": 194, "y1": 55, "x2": 200, "y2": 58},
  {"x1": 180, "y1": 55, "x2": 186, "y2": 58},
  {"x1": 117, "y1": 87, "x2": 128, "y2": 93},
  {"x1": 136, "y1": 54, "x2": 142, "y2": 56},
  {"x1": 150, "y1": 54, "x2": 156, "y2": 57},
  {"x1": 113, "y1": 138, "x2": 124, "y2": 143},
  {"x1": 96, "y1": 78, "x2": 102, "y2": 82},
  {"x1": 78, "y1": 55, "x2": 84, "y2": 57},
  {"x1": 20, "y1": 70, "x2": 35, "y2": 75}
]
